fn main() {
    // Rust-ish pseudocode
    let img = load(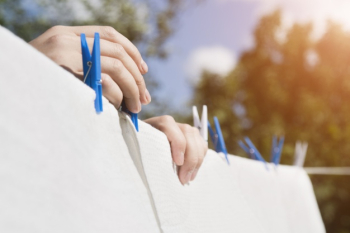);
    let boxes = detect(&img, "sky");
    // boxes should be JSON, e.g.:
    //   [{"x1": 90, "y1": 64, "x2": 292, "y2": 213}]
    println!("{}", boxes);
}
[{"x1": 145, "y1": 0, "x2": 350, "y2": 114}]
